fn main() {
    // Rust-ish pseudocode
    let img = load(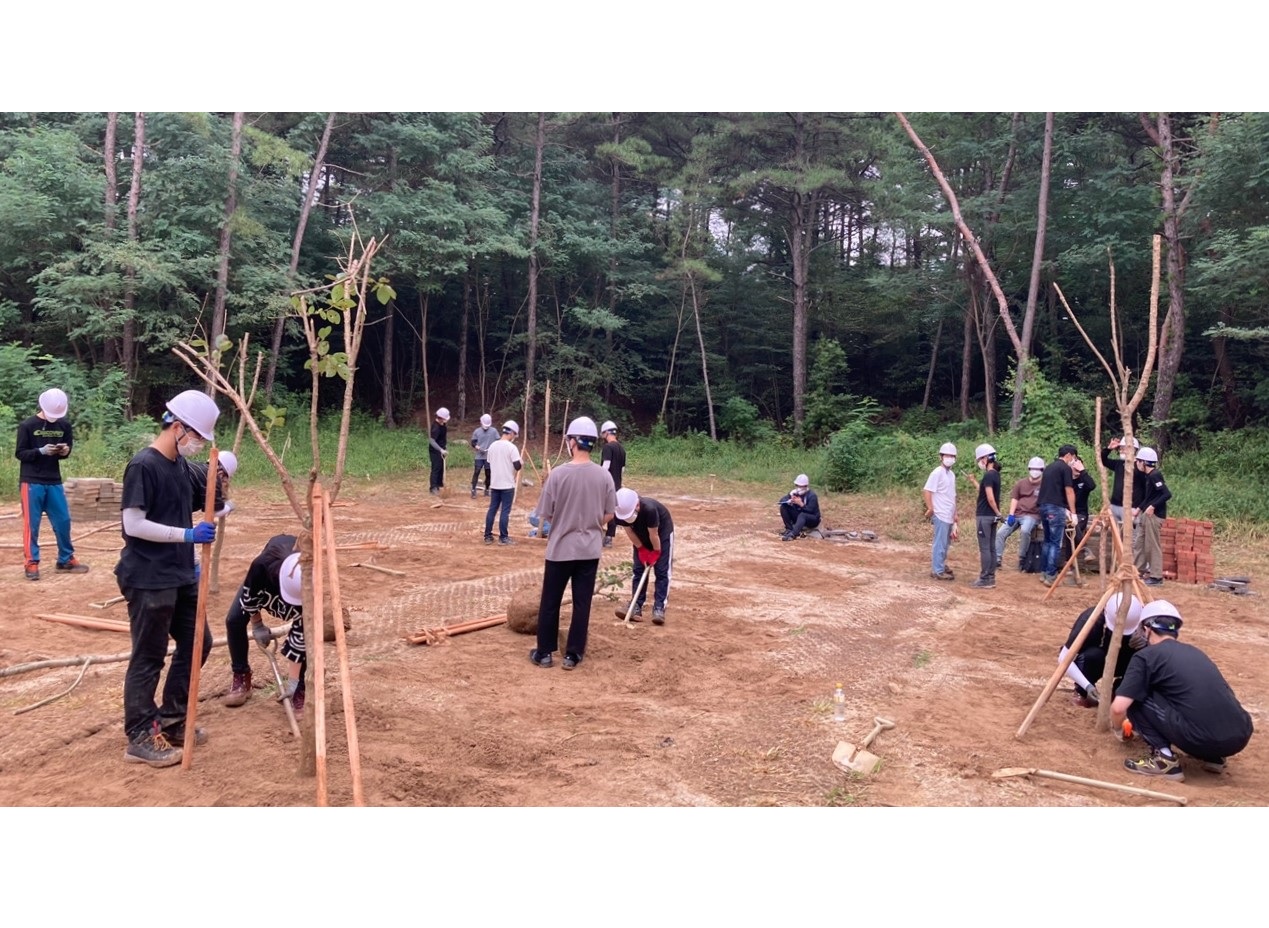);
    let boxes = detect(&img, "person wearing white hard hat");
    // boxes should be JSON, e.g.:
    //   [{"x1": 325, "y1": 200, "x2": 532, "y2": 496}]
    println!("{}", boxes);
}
[
  {"x1": 115, "y1": 388, "x2": 221, "y2": 768},
  {"x1": 995, "y1": 455, "x2": 1045, "y2": 572},
  {"x1": 1058, "y1": 592, "x2": 1144, "y2": 708},
  {"x1": 483, "y1": 421, "x2": 523, "y2": 545},
  {"x1": 1037, "y1": 444, "x2": 1080, "y2": 587},
  {"x1": 529, "y1": 416, "x2": 617, "y2": 670},
  {"x1": 1112, "y1": 600, "x2": 1253, "y2": 782},
  {"x1": 965, "y1": 443, "x2": 1002, "y2": 588},
  {"x1": 15, "y1": 387, "x2": 88, "y2": 580},
  {"x1": 221, "y1": 535, "x2": 307, "y2": 711},
  {"x1": 185, "y1": 449, "x2": 236, "y2": 519},
  {"x1": 1101, "y1": 435, "x2": 1143, "y2": 526},
  {"x1": 612, "y1": 487, "x2": 675, "y2": 624},
  {"x1": 1063, "y1": 456, "x2": 1096, "y2": 570},
  {"x1": 428, "y1": 406, "x2": 450, "y2": 495},
  {"x1": 778, "y1": 474, "x2": 821, "y2": 541},
  {"x1": 922, "y1": 443, "x2": 959, "y2": 580},
  {"x1": 1131, "y1": 447, "x2": 1171, "y2": 587},
  {"x1": 469, "y1": 413, "x2": 499, "y2": 498},
  {"x1": 599, "y1": 420, "x2": 625, "y2": 548}
]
